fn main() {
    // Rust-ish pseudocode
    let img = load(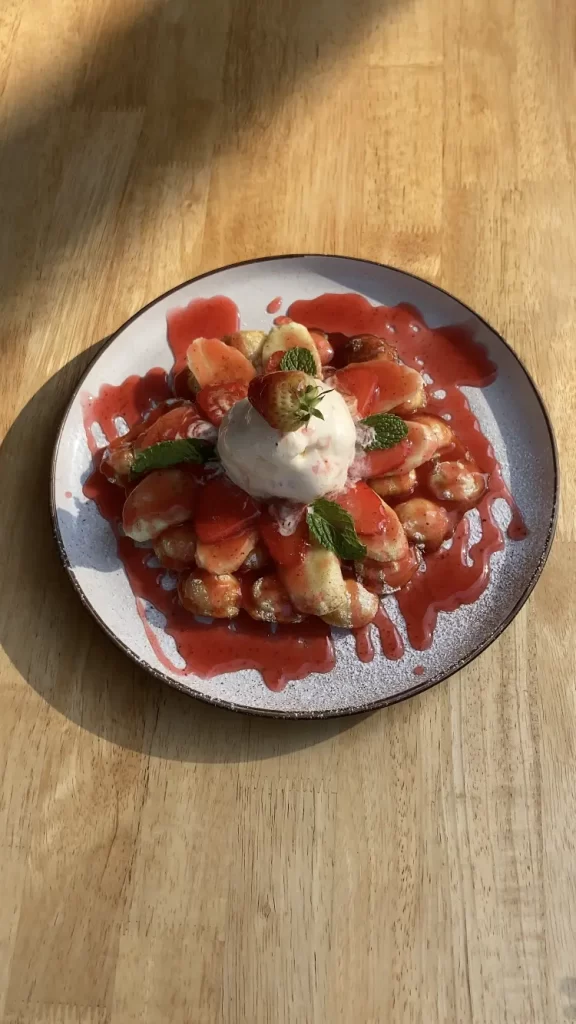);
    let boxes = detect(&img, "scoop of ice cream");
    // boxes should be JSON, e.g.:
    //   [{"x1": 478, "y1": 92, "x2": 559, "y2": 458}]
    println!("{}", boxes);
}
[{"x1": 217, "y1": 383, "x2": 357, "y2": 503}]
